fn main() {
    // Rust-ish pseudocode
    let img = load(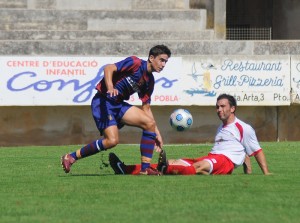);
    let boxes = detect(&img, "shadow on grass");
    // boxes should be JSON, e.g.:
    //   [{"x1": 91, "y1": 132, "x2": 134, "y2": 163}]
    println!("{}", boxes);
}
[{"x1": 58, "y1": 173, "x2": 113, "y2": 177}]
